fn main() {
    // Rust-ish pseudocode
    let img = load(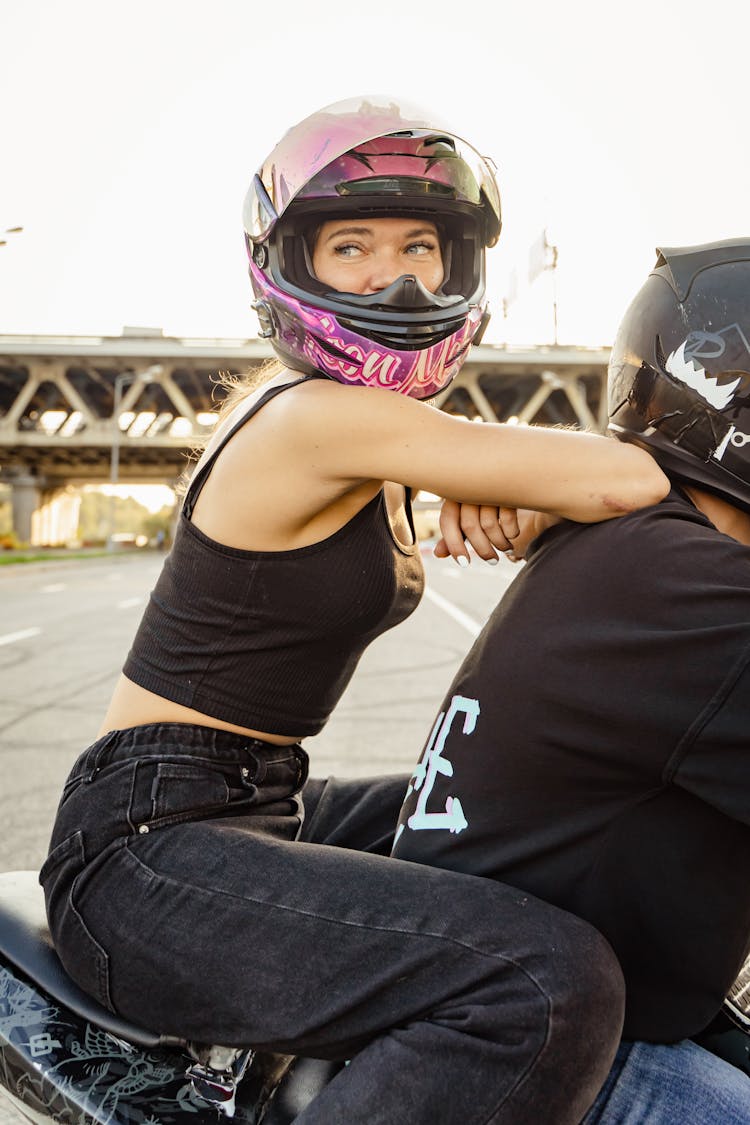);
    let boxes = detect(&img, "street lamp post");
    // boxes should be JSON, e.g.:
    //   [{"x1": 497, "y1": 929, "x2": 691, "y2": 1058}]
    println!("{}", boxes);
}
[{"x1": 107, "y1": 365, "x2": 163, "y2": 550}]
